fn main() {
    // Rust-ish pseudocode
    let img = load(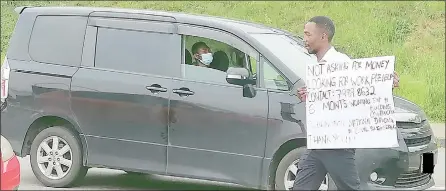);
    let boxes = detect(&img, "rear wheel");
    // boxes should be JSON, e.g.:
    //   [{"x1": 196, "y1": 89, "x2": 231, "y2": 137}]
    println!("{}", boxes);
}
[
  {"x1": 30, "y1": 126, "x2": 87, "y2": 187},
  {"x1": 274, "y1": 147, "x2": 330, "y2": 190}
]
